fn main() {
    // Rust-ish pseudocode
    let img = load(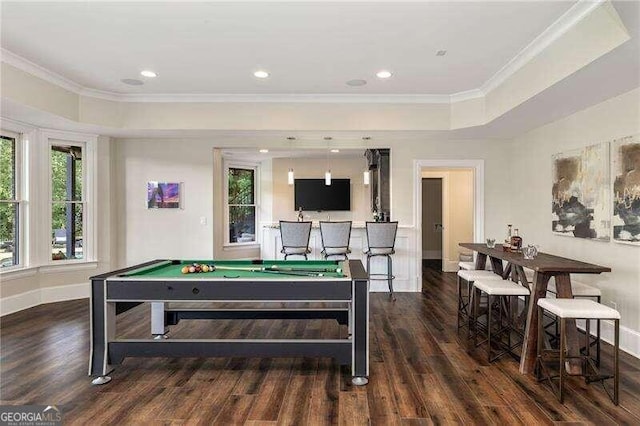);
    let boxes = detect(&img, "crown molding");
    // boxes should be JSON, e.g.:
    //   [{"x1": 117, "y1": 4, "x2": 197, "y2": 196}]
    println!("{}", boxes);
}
[
  {"x1": 480, "y1": 0, "x2": 606, "y2": 95},
  {"x1": 0, "y1": 48, "x2": 85, "y2": 94},
  {"x1": 81, "y1": 91, "x2": 453, "y2": 104},
  {"x1": 1, "y1": 1, "x2": 605, "y2": 105},
  {"x1": 449, "y1": 89, "x2": 484, "y2": 103}
]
